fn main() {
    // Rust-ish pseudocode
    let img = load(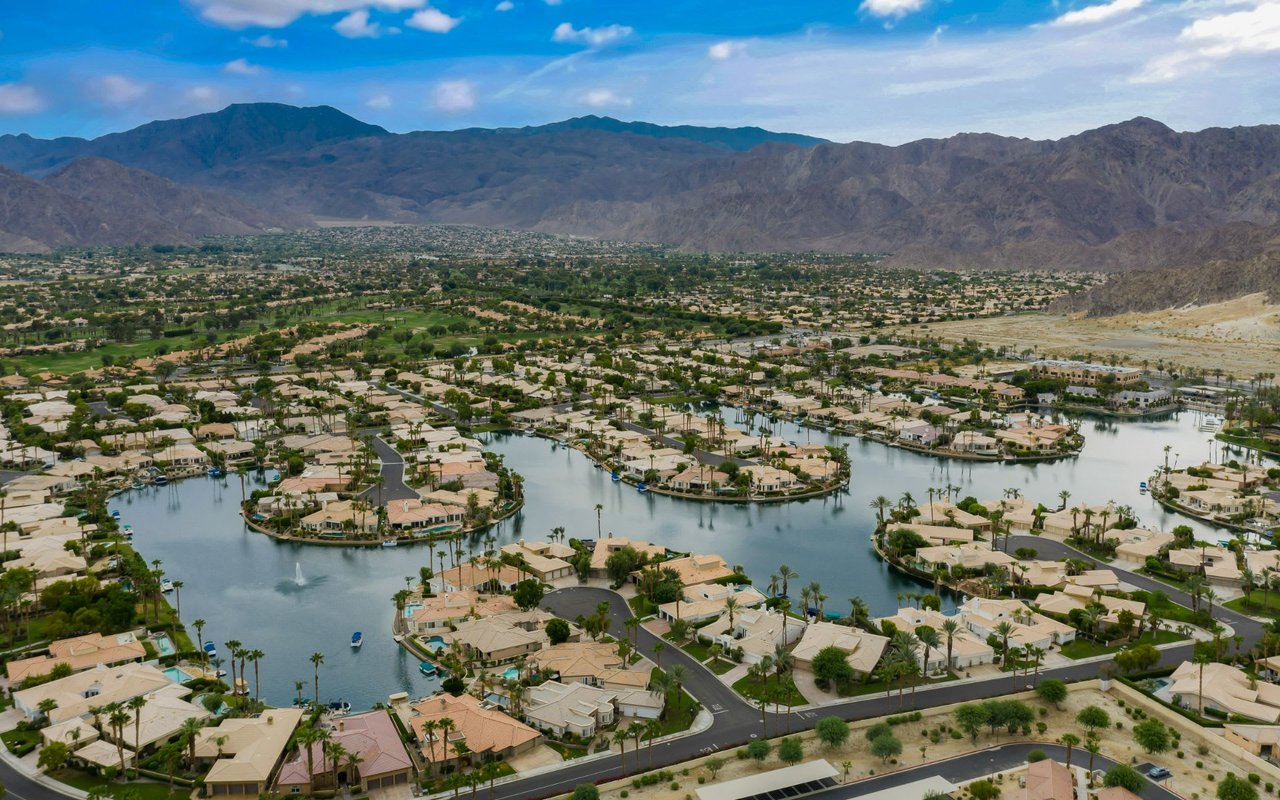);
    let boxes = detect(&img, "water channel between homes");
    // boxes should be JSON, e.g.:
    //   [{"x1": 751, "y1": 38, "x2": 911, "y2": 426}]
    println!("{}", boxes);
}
[{"x1": 109, "y1": 408, "x2": 1249, "y2": 711}]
